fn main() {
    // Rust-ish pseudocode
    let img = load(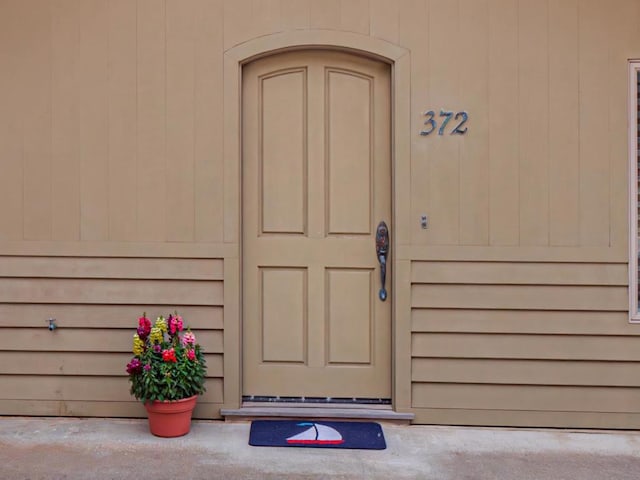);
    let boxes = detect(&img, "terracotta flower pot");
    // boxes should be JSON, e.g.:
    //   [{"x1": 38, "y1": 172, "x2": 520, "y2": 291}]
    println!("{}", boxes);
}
[{"x1": 144, "y1": 395, "x2": 197, "y2": 437}]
